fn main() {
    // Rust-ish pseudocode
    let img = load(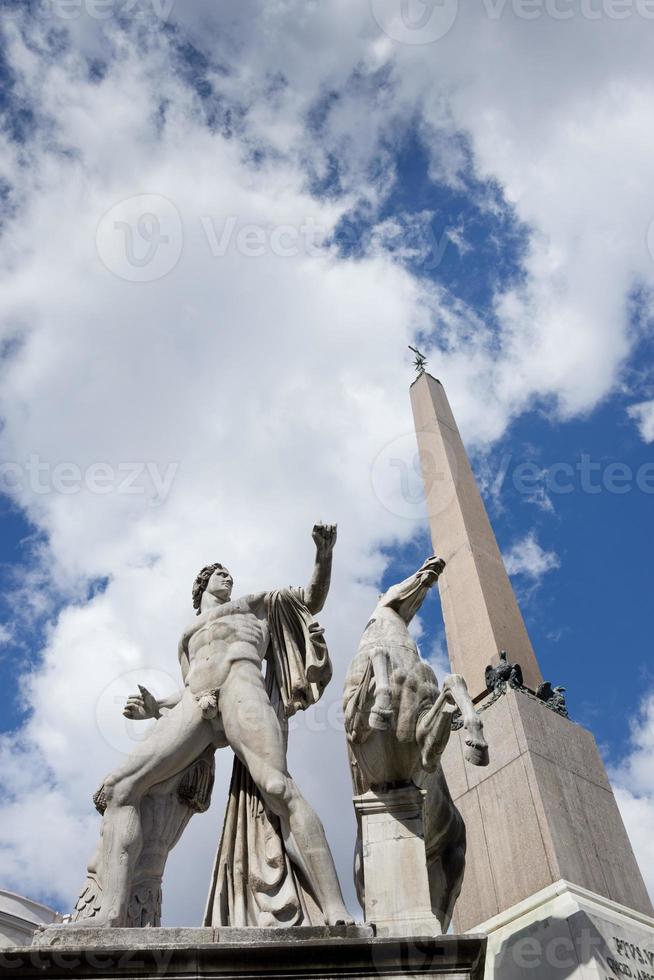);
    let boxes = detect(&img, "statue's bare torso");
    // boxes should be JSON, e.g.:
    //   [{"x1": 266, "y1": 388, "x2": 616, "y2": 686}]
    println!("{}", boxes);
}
[{"x1": 182, "y1": 593, "x2": 269, "y2": 698}]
